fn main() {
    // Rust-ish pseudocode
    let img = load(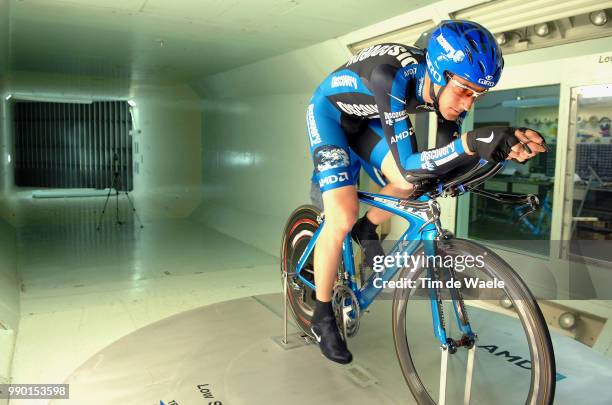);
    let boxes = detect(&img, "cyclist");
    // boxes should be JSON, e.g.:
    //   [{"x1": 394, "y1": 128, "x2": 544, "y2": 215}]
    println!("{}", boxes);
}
[{"x1": 305, "y1": 20, "x2": 547, "y2": 364}]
